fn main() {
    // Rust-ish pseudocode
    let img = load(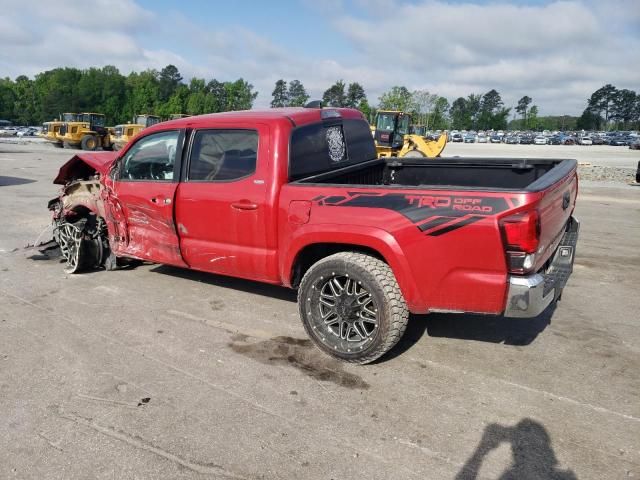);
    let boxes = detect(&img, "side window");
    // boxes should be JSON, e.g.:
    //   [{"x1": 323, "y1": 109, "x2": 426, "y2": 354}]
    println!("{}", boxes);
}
[
  {"x1": 188, "y1": 129, "x2": 258, "y2": 182},
  {"x1": 121, "y1": 130, "x2": 180, "y2": 181}
]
